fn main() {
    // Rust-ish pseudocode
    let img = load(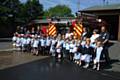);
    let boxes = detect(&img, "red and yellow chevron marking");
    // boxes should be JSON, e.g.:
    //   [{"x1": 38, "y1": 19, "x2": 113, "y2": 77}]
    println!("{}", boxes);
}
[
  {"x1": 74, "y1": 27, "x2": 81, "y2": 36},
  {"x1": 48, "y1": 23, "x2": 57, "y2": 36},
  {"x1": 48, "y1": 25, "x2": 54, "y2": 31},
  {"x1": 78, "y1": 23, "x2": 83, "y2": 31},
  {"x1": 75, "y1": 24, "x2": 83, "y2": 33},
  {"x1": 73, "y1": 22, "x2": 83, "y2": 39}
]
